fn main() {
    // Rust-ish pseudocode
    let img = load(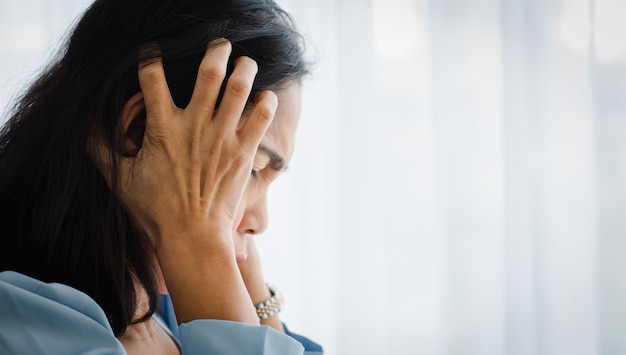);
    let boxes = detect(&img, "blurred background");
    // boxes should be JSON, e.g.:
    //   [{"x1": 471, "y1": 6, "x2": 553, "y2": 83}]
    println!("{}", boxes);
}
[{"x1": 1, "y1": 0, "x2": 626, "y2": 354}]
